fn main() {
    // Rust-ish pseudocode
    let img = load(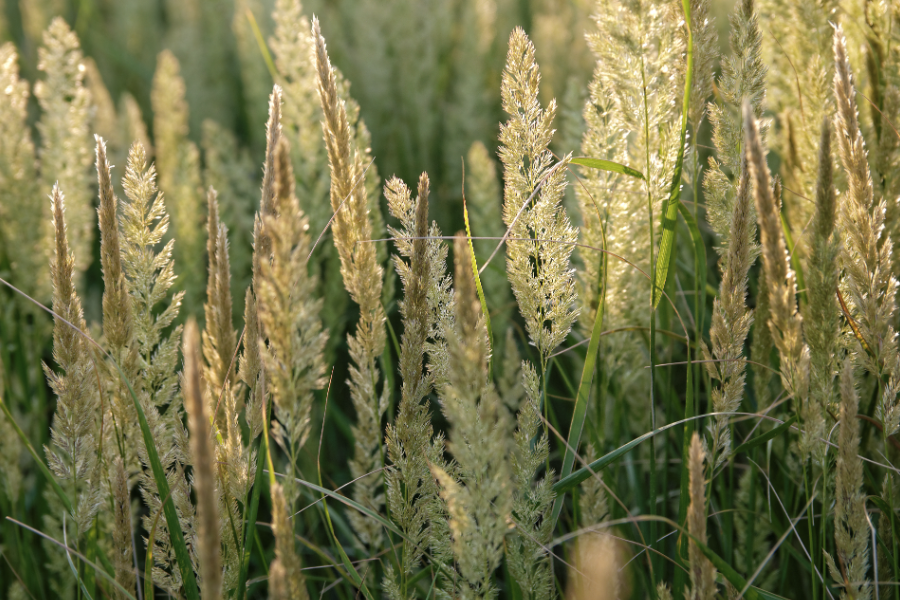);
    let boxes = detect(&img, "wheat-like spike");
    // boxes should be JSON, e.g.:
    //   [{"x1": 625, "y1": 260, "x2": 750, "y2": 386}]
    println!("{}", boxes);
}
[
  {"x1": 507, "y1": 361, "x2": 555, "y2": 600},
  {"x1": 202, "y1": 187, "x2": 236, "y2": 395},
  {"x1": 824, "y1": 360, "x2": 871, "y2": 600},
  {"x1": 687, "y1": 433, "x2": 716, "y2": 599},
  {"x1": 96, "y1": 134, "x2": 141, "y2": 470},
  {"x1": 36, "y1": 18, "x2": 93, "y2": 278},
  {"x1": 803, "y1": 118, "x2": 839, "y2": 466},
  {"x1": 270, "y1": 482, "x2": 308, "y2": 599},
  {"x1": 500, "y1": 27, "x2": 578, "y2": 367},
  {"x1": 0, "y1": 43, "x2": 43, "y2": 300},
  {"x1": 383, "y1": 174, "x2": 444, "y2": 593},
  {"x1": 833, "y1": 25, "x2": 900, "y2": 434},
  {"x1": 46, "y1": 182, "x2": 103, "y2": 528},
  {"x1": 97, "y1": 136, "x2": 133, "y2": 354},
  {"x1": 705, "y1": 147, "x2": 756, "y2": 463},
  {"x1": 120, "y1": 142, "x2": 195, "y2": 593},
  {"x1": 184, "y1": 320, "x2": 222, "y2": 600},
  {"x1": 313, "y1": 16, "x2": 387, "y2": 550},
  {"x1": 111, "y1": 457, "x2": 136, "y2": 600},
  {"x1": 257, "y1": 137, "x2": 328, "y2": 503},
  {"x1": 199, "y1": 185, "x2": 245, "y2": 593},
  {"x1": 257, "y1": 85, "x2": 283, "y2": 265},
  {"x1": 744, "y1": 102, "x2": 811, "y2": 432}
]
